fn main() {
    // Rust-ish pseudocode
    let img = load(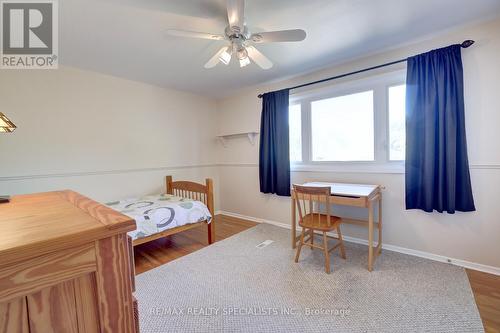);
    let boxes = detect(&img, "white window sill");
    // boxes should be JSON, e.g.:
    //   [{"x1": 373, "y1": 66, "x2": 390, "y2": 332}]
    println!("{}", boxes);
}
[{"x1": 290, "y1": 163, "x2": 405, "y2": 174}]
